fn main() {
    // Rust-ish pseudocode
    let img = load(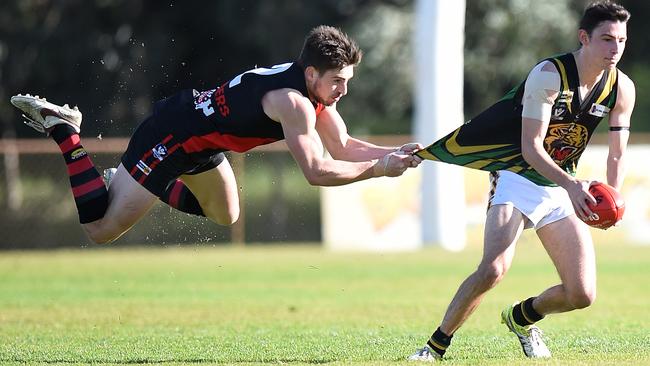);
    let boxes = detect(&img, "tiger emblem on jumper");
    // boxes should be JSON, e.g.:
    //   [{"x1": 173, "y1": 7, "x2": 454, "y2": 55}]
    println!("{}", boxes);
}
[{"x1": 544, "y1": 123, "x2": 589, "y2": 167}]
